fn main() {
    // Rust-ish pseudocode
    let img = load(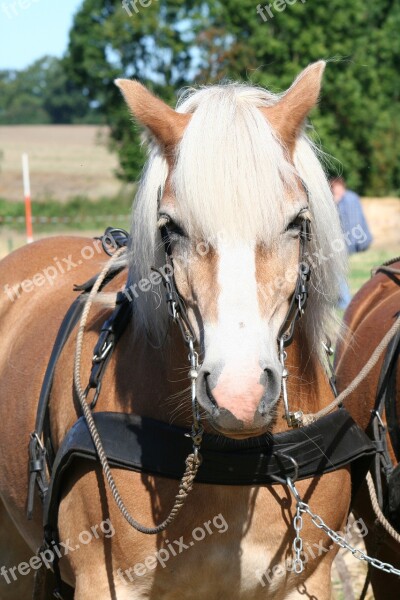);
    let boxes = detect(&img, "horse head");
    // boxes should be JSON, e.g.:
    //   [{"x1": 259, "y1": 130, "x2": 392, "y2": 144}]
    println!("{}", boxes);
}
[{"x1": 116, "y1": 62, "x2": 344, "y2": 438}]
